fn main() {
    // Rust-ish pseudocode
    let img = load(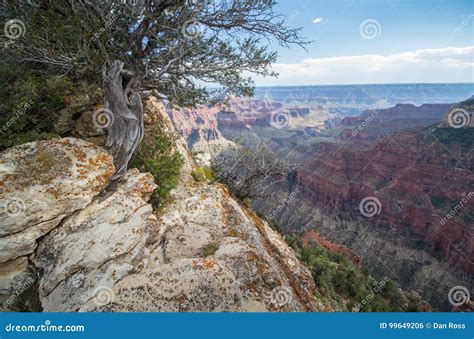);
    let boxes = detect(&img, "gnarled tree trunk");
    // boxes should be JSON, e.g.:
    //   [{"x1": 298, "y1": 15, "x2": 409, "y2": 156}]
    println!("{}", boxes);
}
[{"x1": 102, "y1": 60, "x2": 144, "y2": 180}]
